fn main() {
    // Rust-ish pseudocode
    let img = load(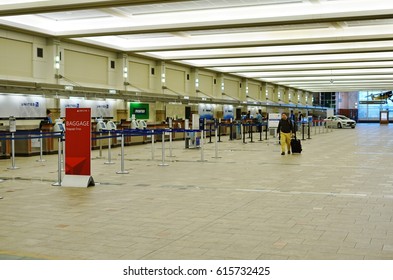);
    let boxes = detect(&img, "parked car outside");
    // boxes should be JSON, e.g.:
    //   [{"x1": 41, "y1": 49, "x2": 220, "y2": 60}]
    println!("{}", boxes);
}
[{"x1": 324, "y1": 115, "x2": 356, "y2": 129}]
